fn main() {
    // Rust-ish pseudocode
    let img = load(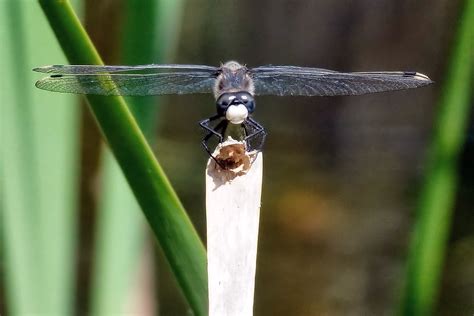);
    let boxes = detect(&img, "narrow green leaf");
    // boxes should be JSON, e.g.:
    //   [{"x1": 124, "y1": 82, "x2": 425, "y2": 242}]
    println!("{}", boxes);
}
[
  {"x1": 399, "y1": 0, "x2": 474, "y2": 315},
  {"x1": 36, "y1": 1, "x2": 208, "y2": 315},
  {"x1": 91, "y1": 1, "x2": 185, "y2": 314},
  {"x1": 1, "y1": 0, "x2": 78, "y2": 314}
]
